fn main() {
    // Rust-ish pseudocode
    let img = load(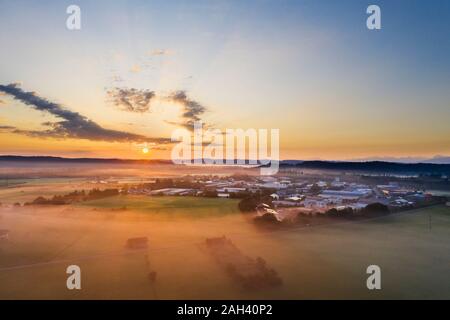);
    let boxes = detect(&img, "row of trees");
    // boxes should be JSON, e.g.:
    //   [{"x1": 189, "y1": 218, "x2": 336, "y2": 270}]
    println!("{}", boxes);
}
[
  {"x1": 25, "y1": 188, "x2": 119, "y2": 205},
  {"x1": 321, "y1": 203, "x2": 390, "y2": 219},
  {"x1": 254, "y1": 203, "x2": 391, "y2": 228},
  {"x1": 238, "y1": 189, "x2": 276, "y2": 212}
]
